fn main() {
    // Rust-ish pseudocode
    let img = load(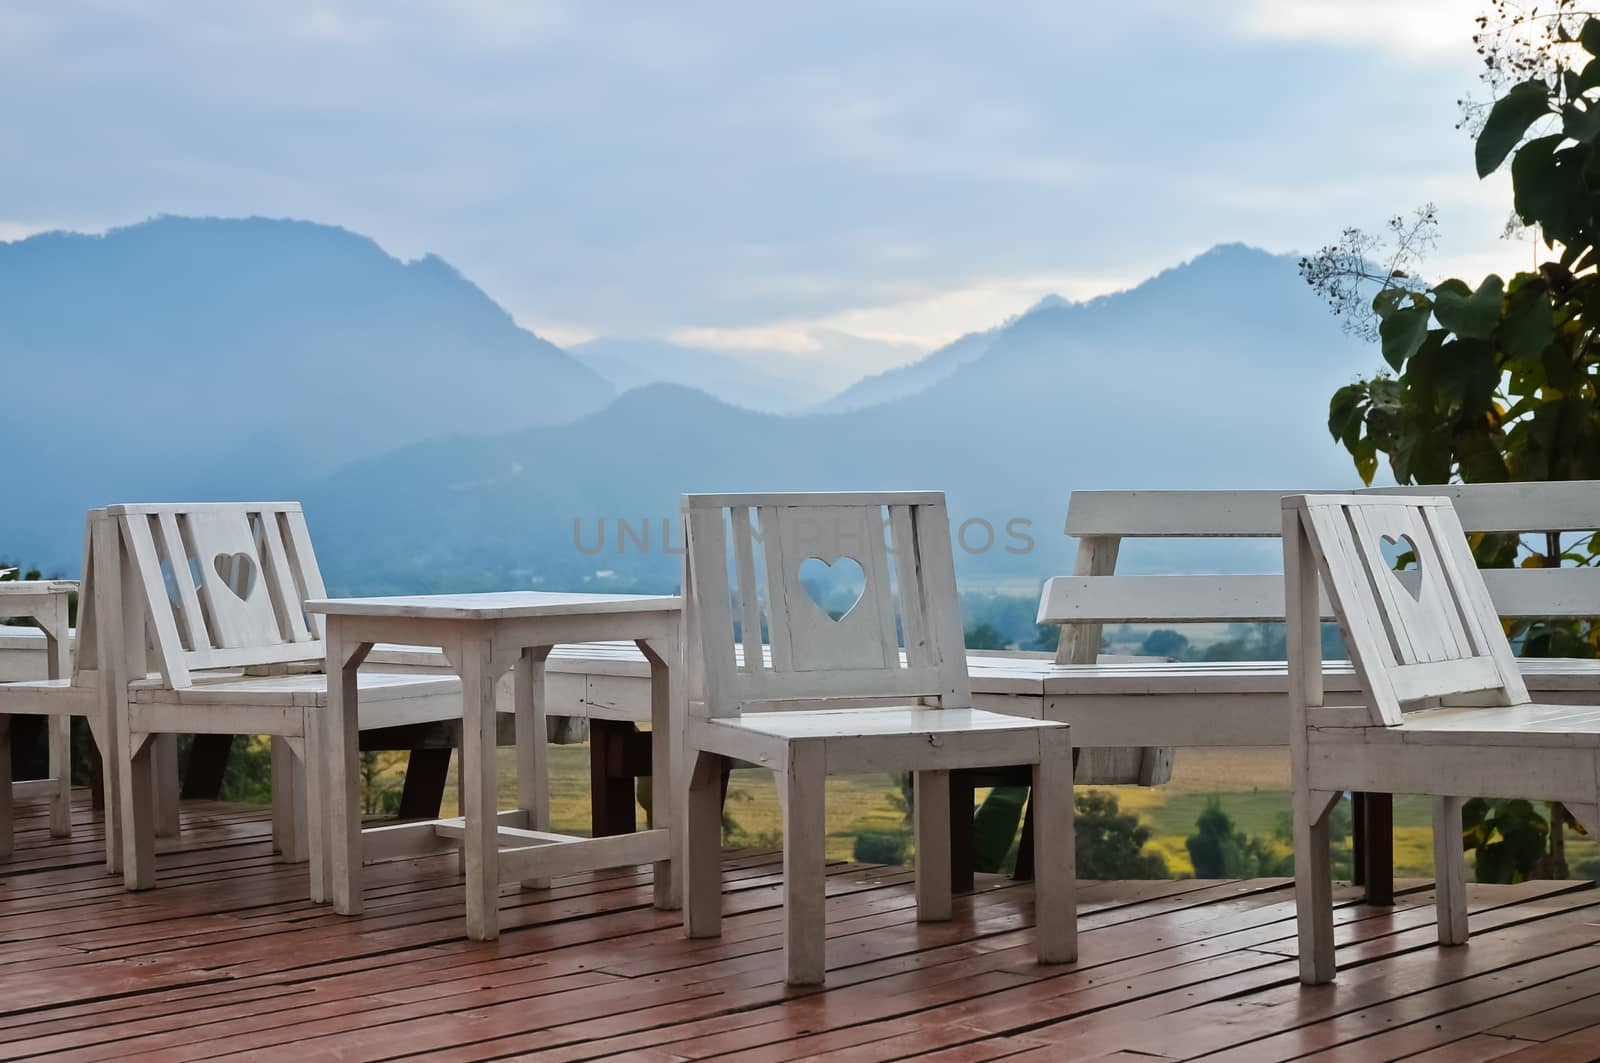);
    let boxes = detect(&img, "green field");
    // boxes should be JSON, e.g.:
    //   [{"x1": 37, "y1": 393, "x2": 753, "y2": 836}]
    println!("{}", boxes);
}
[{"x1": 432, "y1": 745, "x2": 1600, "y2": 878}]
